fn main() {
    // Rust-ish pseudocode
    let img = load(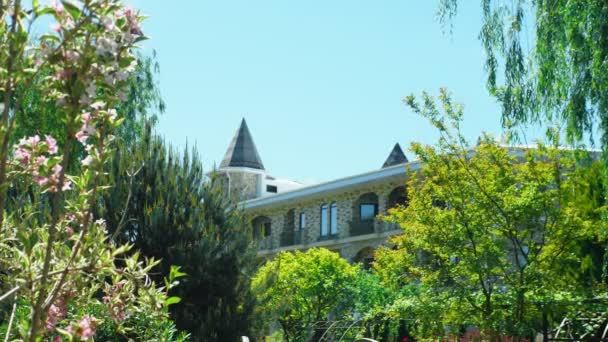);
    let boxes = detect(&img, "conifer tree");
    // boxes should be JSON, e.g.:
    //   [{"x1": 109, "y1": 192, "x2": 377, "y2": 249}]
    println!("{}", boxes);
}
[{"x1": 101, "y1": 124, "x2": 255, "y2": 341}]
